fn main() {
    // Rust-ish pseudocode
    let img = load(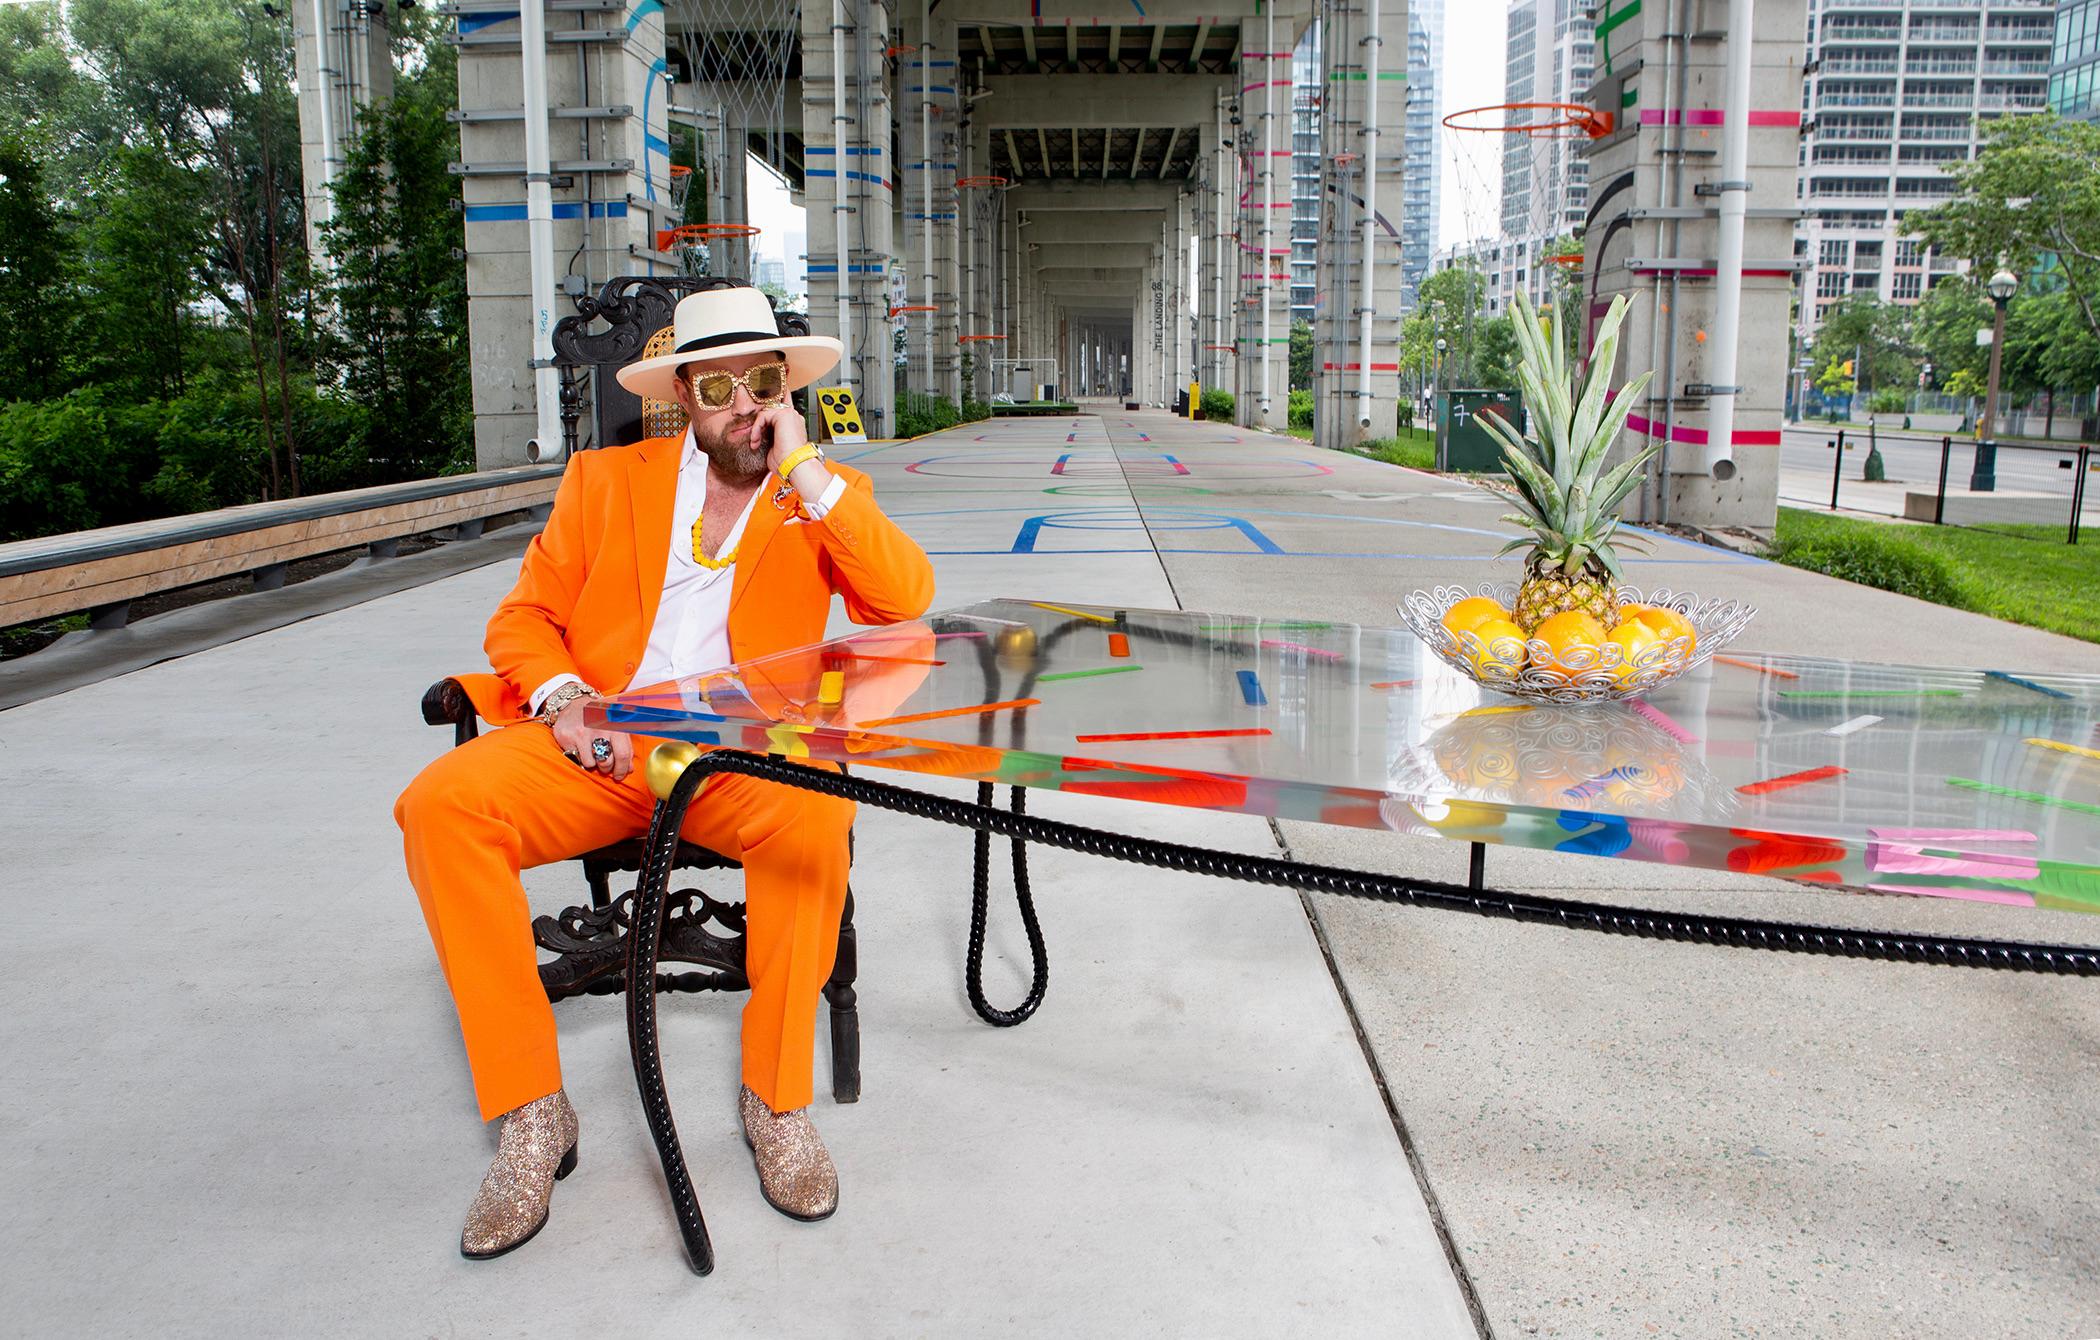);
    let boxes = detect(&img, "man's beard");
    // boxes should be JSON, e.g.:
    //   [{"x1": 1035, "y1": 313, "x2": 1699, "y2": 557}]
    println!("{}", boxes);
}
[{"x1": 694, "y1": 412, "x2": 768, "y2": 483}]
